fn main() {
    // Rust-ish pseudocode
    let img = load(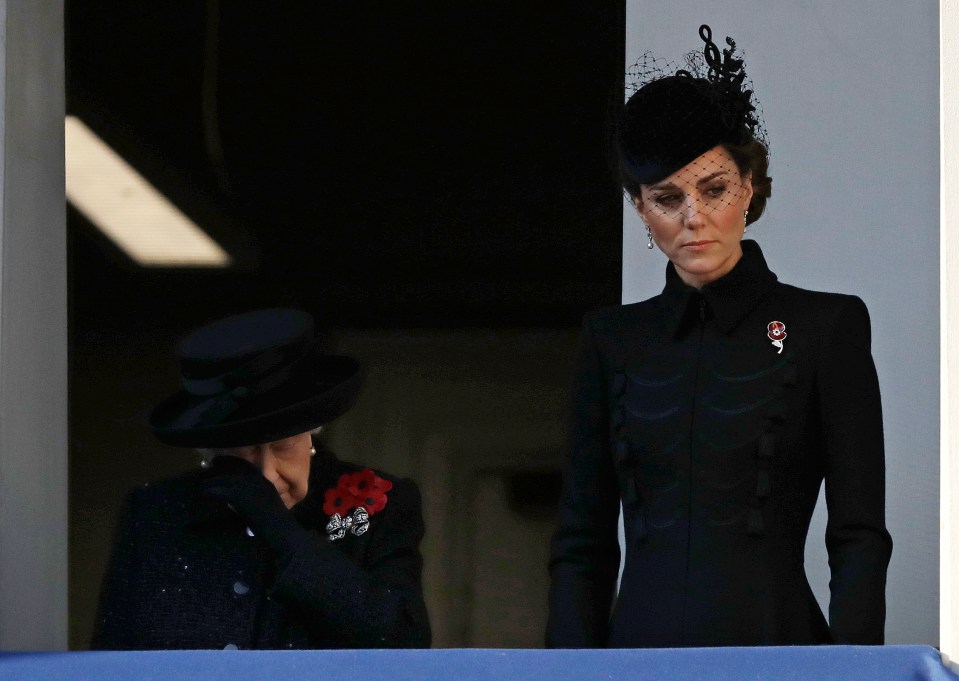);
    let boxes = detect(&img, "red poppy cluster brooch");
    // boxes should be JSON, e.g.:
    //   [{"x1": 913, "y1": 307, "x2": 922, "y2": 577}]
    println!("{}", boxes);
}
[{"x1": 323, "y1": 468, "x2": 393, "y2": 541}]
